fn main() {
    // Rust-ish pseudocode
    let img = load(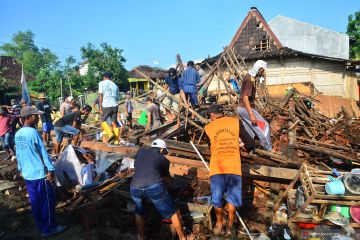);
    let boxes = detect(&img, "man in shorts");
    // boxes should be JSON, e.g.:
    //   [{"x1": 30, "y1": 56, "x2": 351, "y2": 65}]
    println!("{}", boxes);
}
[
  {"x1": 36, "y1": 93, "x2": 54, "y2": 146},
  {"x1": 98, "y1": 72, "x2": 120, "y2": 144},
  {"x1": 124, "y1": 91, "x2": 134, "y2": 130},
  {"x1": 130, "y1": 139, "x2": 186, "y2": 240},
  {"x1": 52, "y1": 105, "x2": 92, "y2": 154},
  {"x1": 204, "y1": 105, "x2": 245, "y2": 236}
]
